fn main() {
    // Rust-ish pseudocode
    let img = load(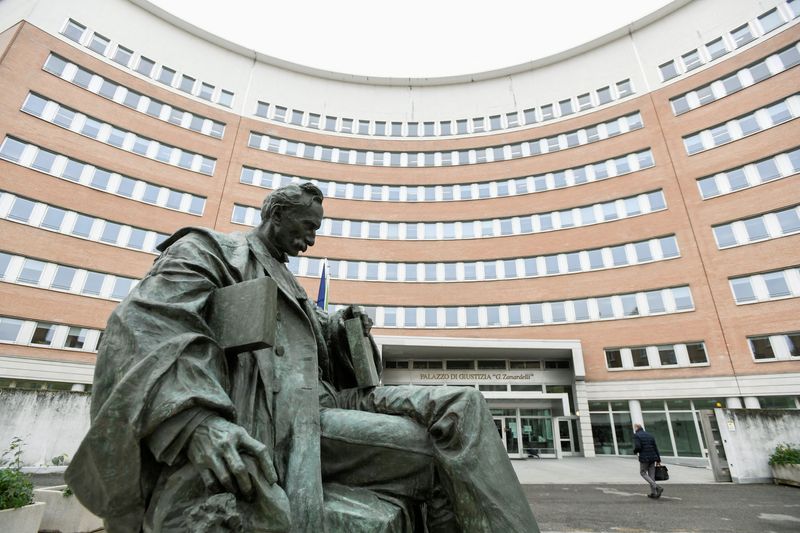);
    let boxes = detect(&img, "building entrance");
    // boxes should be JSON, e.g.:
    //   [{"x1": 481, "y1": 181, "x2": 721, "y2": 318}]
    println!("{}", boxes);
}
[
  {"x1": 492, "y1": 408, "x2": 557, "y2": 457},
  {"x1": 555, "y1": 418, "x2": 580, "y2": 456}
]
